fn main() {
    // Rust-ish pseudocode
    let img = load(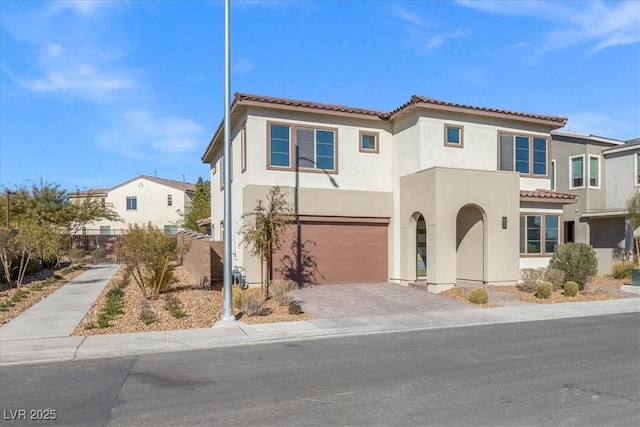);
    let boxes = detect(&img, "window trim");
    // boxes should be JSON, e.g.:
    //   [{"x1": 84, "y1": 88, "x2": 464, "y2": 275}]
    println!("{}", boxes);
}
[
  {"x1": 241, "y1": 125, "x2": 247, "y2": 173},
  {"x1": 569, "y1": 154, "x2": 585, "y2": 190},
  {"x1": 588, "y1": 155, "x2": 601, "y2": 189},
  {"x1": 359, "y1": 130, "x2": 379, "y2": 154},
  {"x1": 126, "y1": 196, "x2": 137, "y2": 211},
  {"x1": 519, "y1": 213, "x2": 562, "y2": 257},
  {"x1": 497, "y1": 132, "x2": 550, "y2": 178},
  {"x1": 444, "y1": 124, "x2": 464, "y2": 148},
  {"x1": 266, "y1": 121, "x2": 339, "y2": 174},
  {"x1": 635, "y1": 153, "x2": 640, "y2": 187}
]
